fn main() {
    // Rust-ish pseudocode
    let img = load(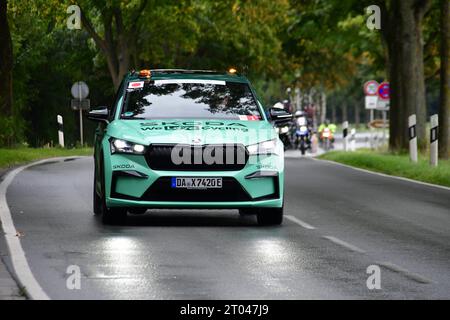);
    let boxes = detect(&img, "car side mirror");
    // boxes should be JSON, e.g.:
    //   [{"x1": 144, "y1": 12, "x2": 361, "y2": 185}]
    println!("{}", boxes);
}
[
  {"x1": 269, "y1": 108, "x2": 292, "y2": 125},
  {"x1": 87, "y1": 108, "x2": 109, "y2": 123}
]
